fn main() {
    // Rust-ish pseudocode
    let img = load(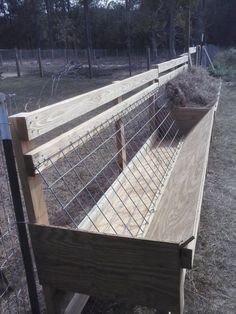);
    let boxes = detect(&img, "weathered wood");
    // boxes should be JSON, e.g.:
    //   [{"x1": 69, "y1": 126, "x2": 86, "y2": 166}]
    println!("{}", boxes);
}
[
  {"x1": 158, "y1": 55, "x2": 188, "y2": 74},
  {"x1": 10, "y1": 121, "x2": 49, "y2": 224},
  {"x1": 171, "y1": 107, "x2": 209, "y2": 135},
  {"x1": 21, "y1": 83, "x2": 159, "y2": 173},
  {"x1": 145, "y1": 109, "x2": 215, "y2": 257},
  {"x1": 29, "y1": 223, "x2": 182, "y2": 312},
  {"x1": 115, "y1": 119, "x2": 127, "y2": 172},
  {"x1": 158, "y1": 64, "x2": 188, "y2": 86},
  {"x1": 10, "y1": 69, "x2": 158, "y2": 141},
  {"x1": 189, "y1": 47, "x2": 197, "y2": 54}
]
